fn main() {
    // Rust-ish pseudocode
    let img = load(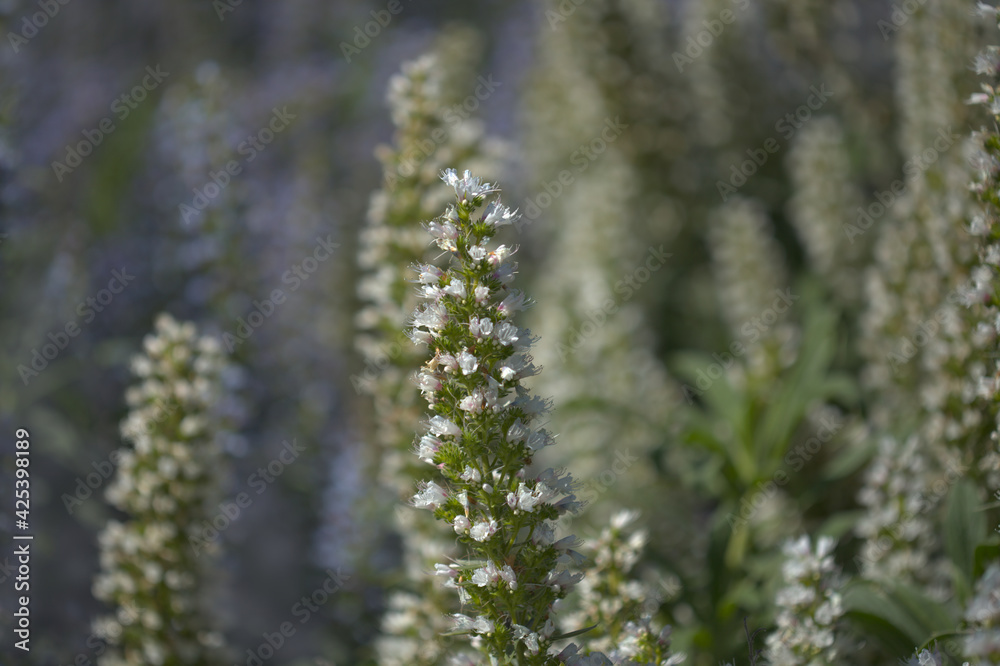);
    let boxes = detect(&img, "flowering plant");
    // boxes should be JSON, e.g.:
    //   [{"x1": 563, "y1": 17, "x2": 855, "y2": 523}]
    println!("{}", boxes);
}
[{"x1": 407, "y1": 168, "x2": 590, "y2": 664}]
